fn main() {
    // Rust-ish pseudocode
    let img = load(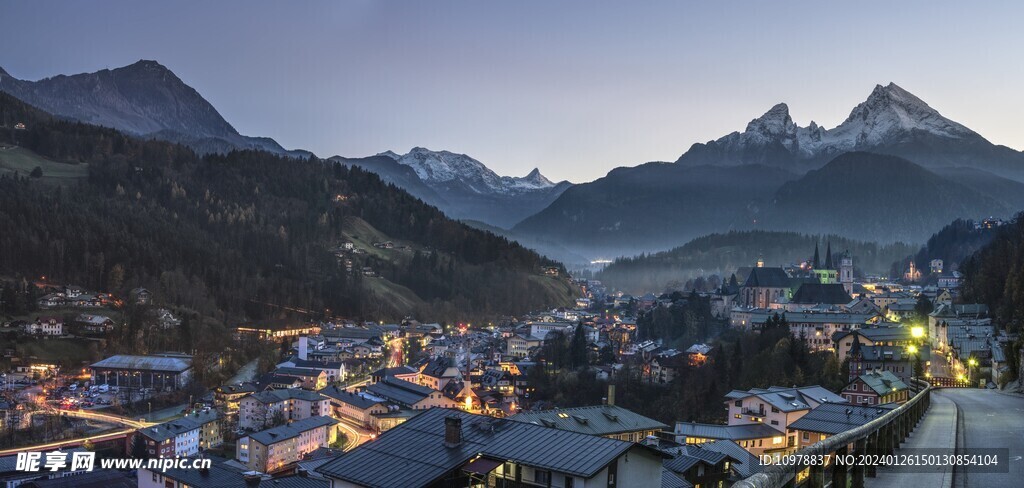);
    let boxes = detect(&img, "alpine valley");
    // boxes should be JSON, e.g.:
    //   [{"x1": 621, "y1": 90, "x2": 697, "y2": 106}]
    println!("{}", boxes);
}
[{"x1": 5, "y1": 60, "x2": 1023, "y2": 274}]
